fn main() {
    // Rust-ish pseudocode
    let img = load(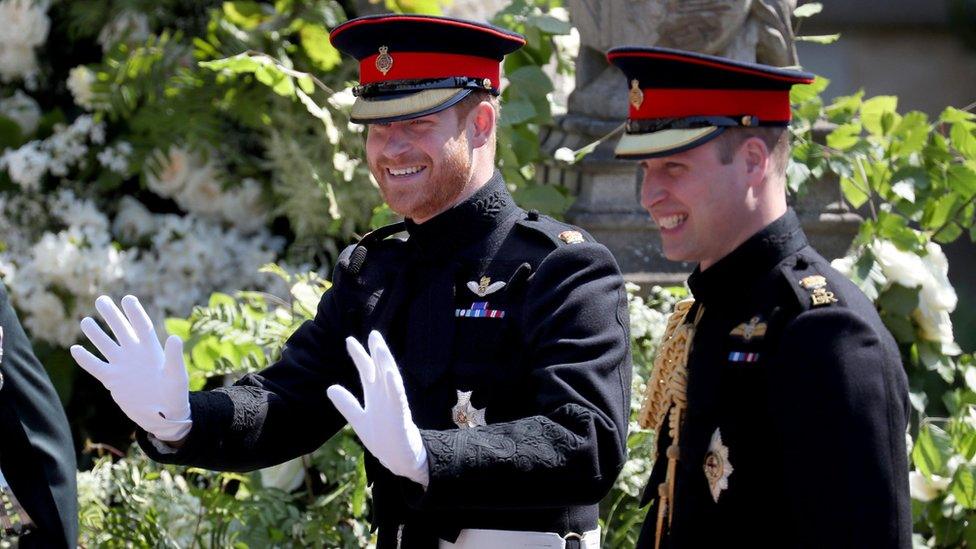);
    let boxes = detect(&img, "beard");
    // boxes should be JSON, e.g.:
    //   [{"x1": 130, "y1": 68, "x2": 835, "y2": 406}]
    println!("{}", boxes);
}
[{"x1": 372, "y1": 134, "x2": 472, "y2": 222}]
